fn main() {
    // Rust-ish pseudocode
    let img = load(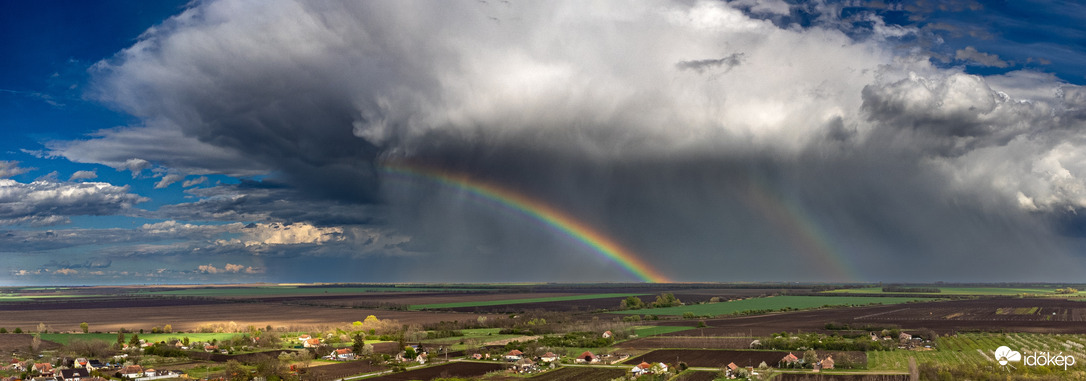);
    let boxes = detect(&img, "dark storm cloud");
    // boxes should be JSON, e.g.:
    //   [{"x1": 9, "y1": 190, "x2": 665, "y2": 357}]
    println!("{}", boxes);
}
[
  {"x1": 675, "y1": 53, "x2": 745, "y2": 73},
  {"x1": 30, "y1": 0, "x2": 1086, "y2": 281}
]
